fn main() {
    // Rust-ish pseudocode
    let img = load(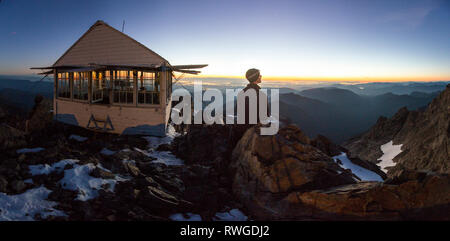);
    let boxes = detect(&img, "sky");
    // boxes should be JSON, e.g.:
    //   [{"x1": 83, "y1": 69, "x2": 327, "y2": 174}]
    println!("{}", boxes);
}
[{"x1": 0, "y1": 0, "x2": 449, "y2": 82}]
